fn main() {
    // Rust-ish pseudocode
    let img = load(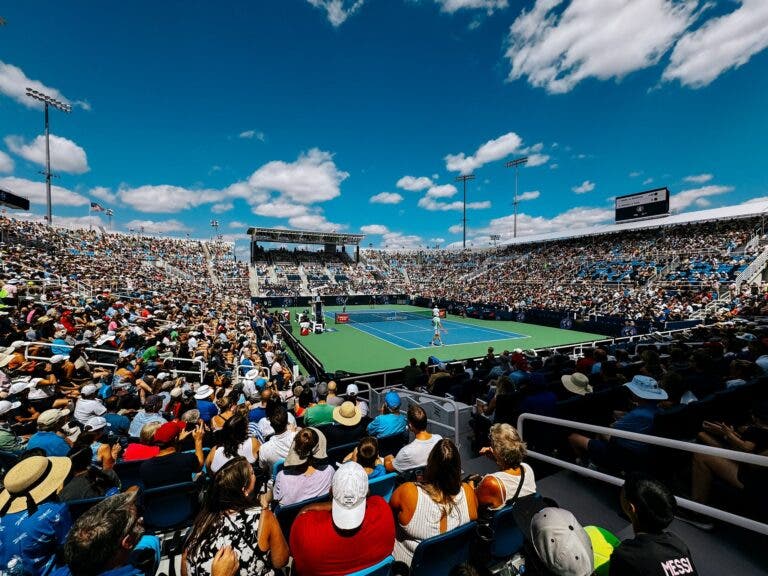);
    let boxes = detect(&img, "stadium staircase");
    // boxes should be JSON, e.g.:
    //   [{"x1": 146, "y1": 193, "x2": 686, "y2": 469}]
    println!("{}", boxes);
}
[
  {"x1": 200, "y1": 242, "x2": 221, "y2": 288},
  {"x1": 735, "y1": 244, "x2": 768, "y2": 290},
  {"x1": 248, "y1": 264, "x2": 260, "y2": 297}
]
